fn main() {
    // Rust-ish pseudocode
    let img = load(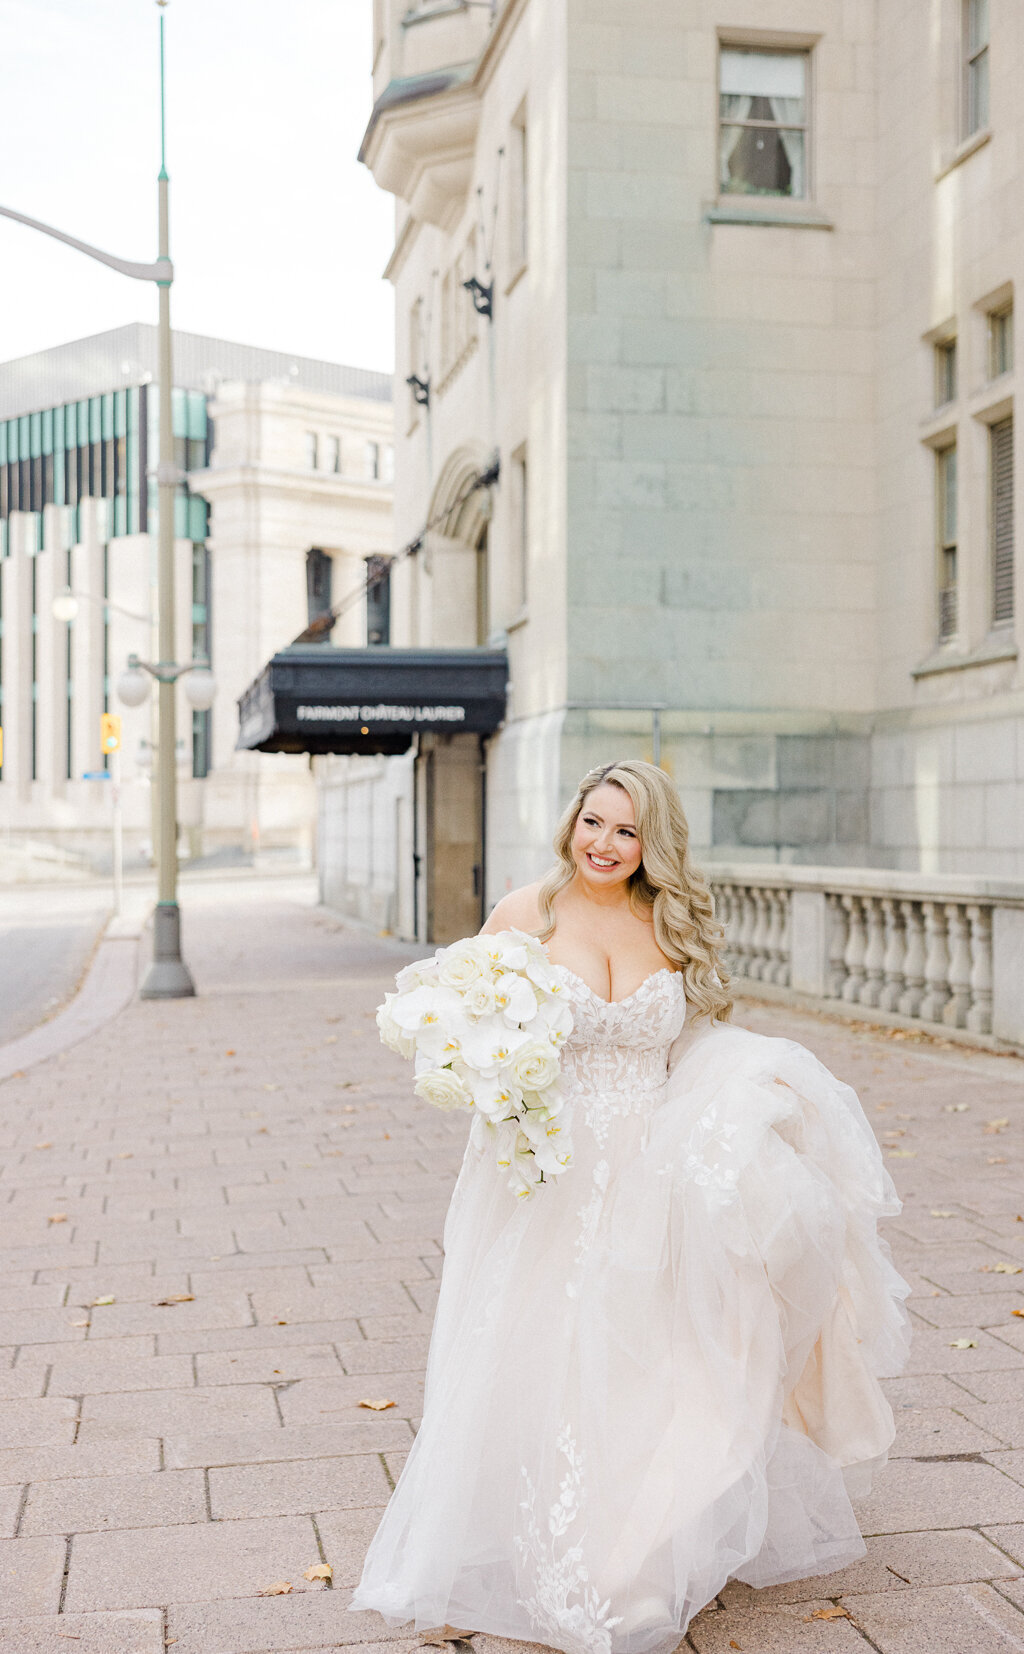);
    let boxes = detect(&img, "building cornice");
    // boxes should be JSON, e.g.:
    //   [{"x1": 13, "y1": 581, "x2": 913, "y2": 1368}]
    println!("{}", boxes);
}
[{"x1": 192, "y1": 464, "x2": 394, "y2": 510}]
